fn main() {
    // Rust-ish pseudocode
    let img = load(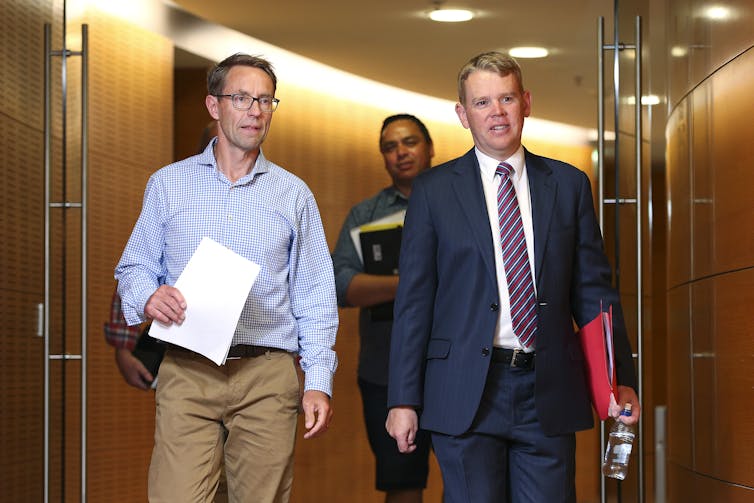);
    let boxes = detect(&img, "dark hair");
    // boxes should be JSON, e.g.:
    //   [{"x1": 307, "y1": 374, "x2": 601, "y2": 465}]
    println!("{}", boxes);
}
[
  {"x1": 380, "y1": 114, "x2": 433, "y2": 145},
  {"x1": 207, "y1": 53, "x2": 277, "y2": 95},
  {"x1": 457, "y1": 51, "x2": 524, "y2": 104}
]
